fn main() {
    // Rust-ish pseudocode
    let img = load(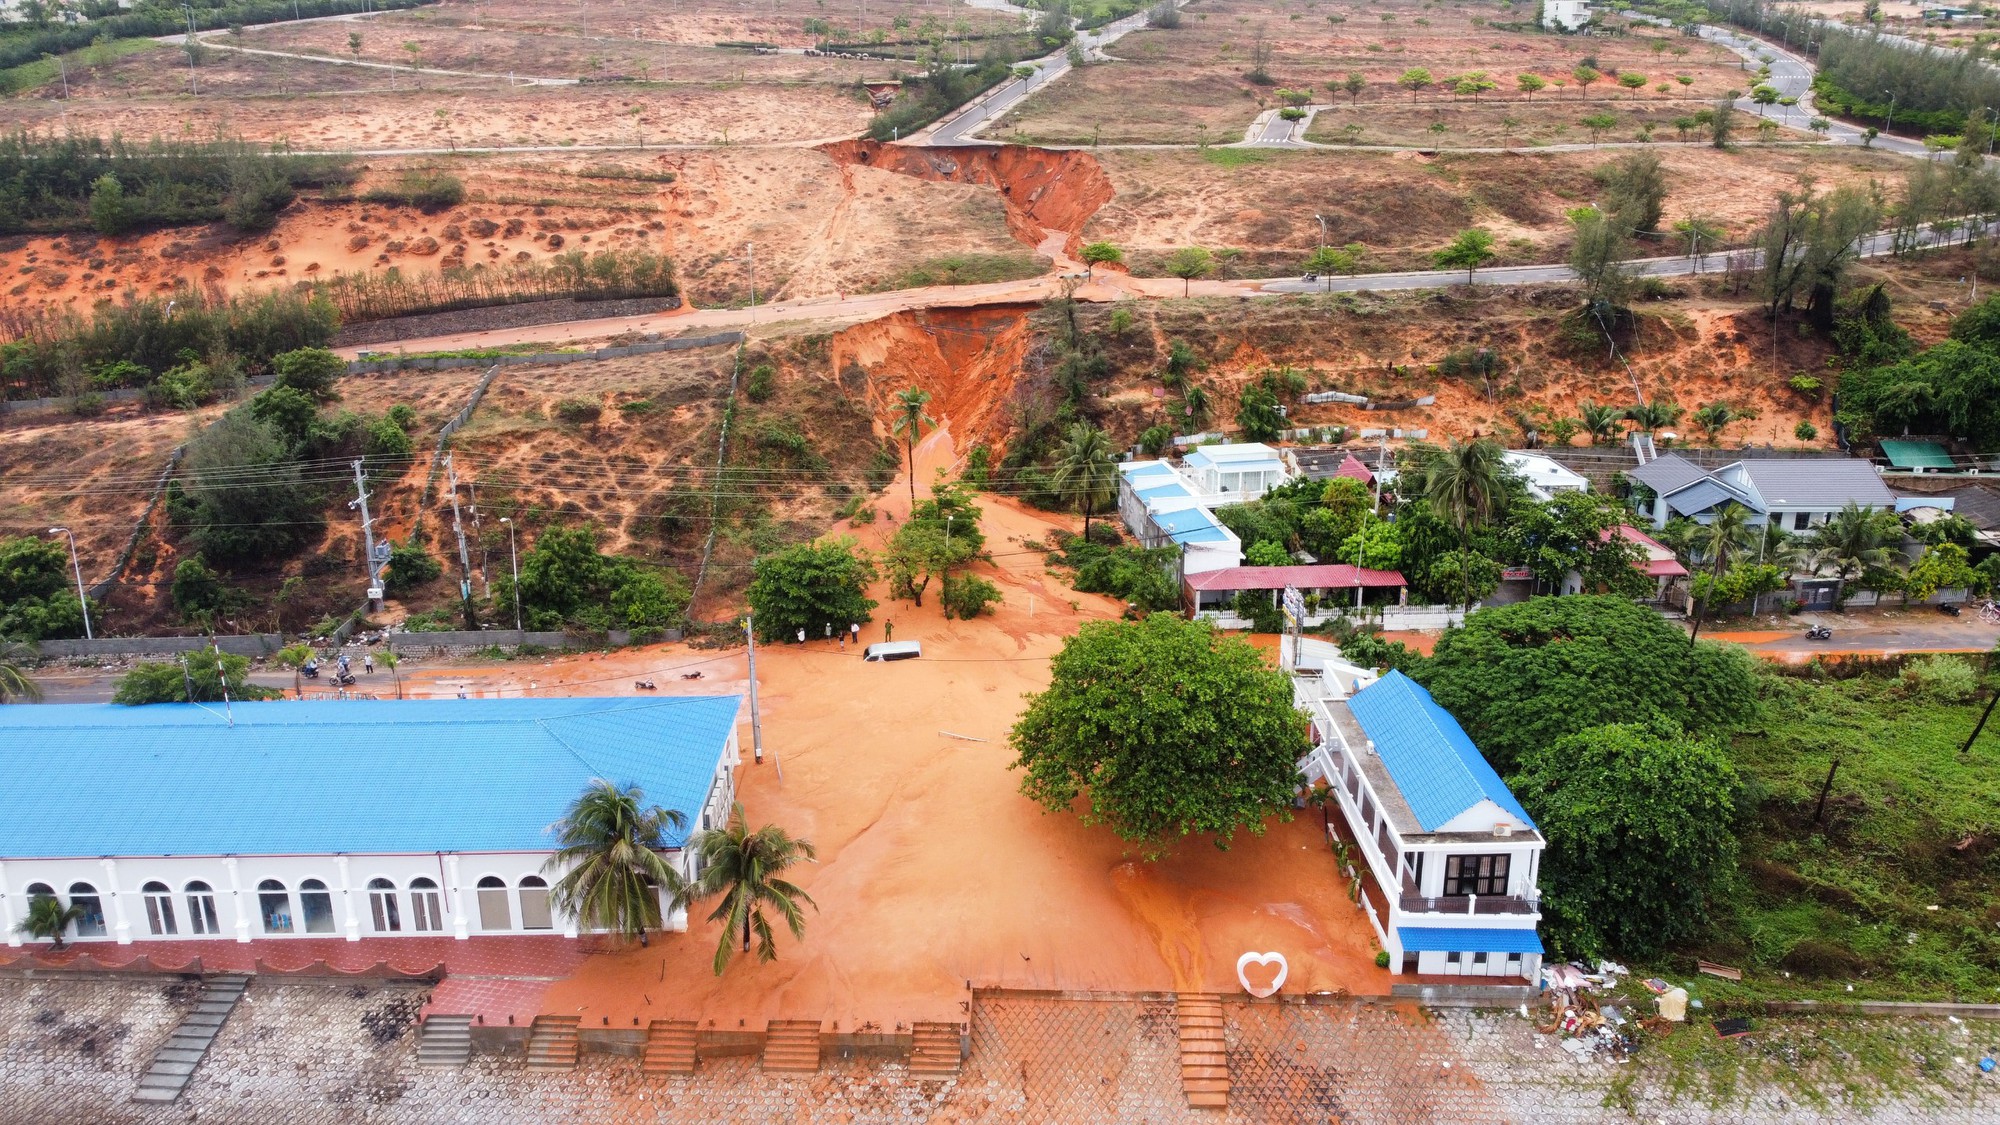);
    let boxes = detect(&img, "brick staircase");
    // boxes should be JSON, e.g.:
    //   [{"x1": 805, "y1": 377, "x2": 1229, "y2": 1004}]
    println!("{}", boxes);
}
[
  {"x1": 415, "y1": 1014, "x2": 474, "y2": 1068},
  {"x1": 641, "y1": 1018, "x2": 700, "y2": 1075},
  {"x1": 1176, "y1": 992, "x2": 1229, "y2": 1110},
  {"x1": 525, "y1": 1015, "x2": 581, "y2": 1070},
  {"x1": 132, "y1": 974, "x2": 250, "y2": 1104},
  {"x1": 762, "y1": 1019, "x2": 822, "y2": 1073},
  {"x1": 909, "y1": 1020, "x2": 966, "y2": 1077}
]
